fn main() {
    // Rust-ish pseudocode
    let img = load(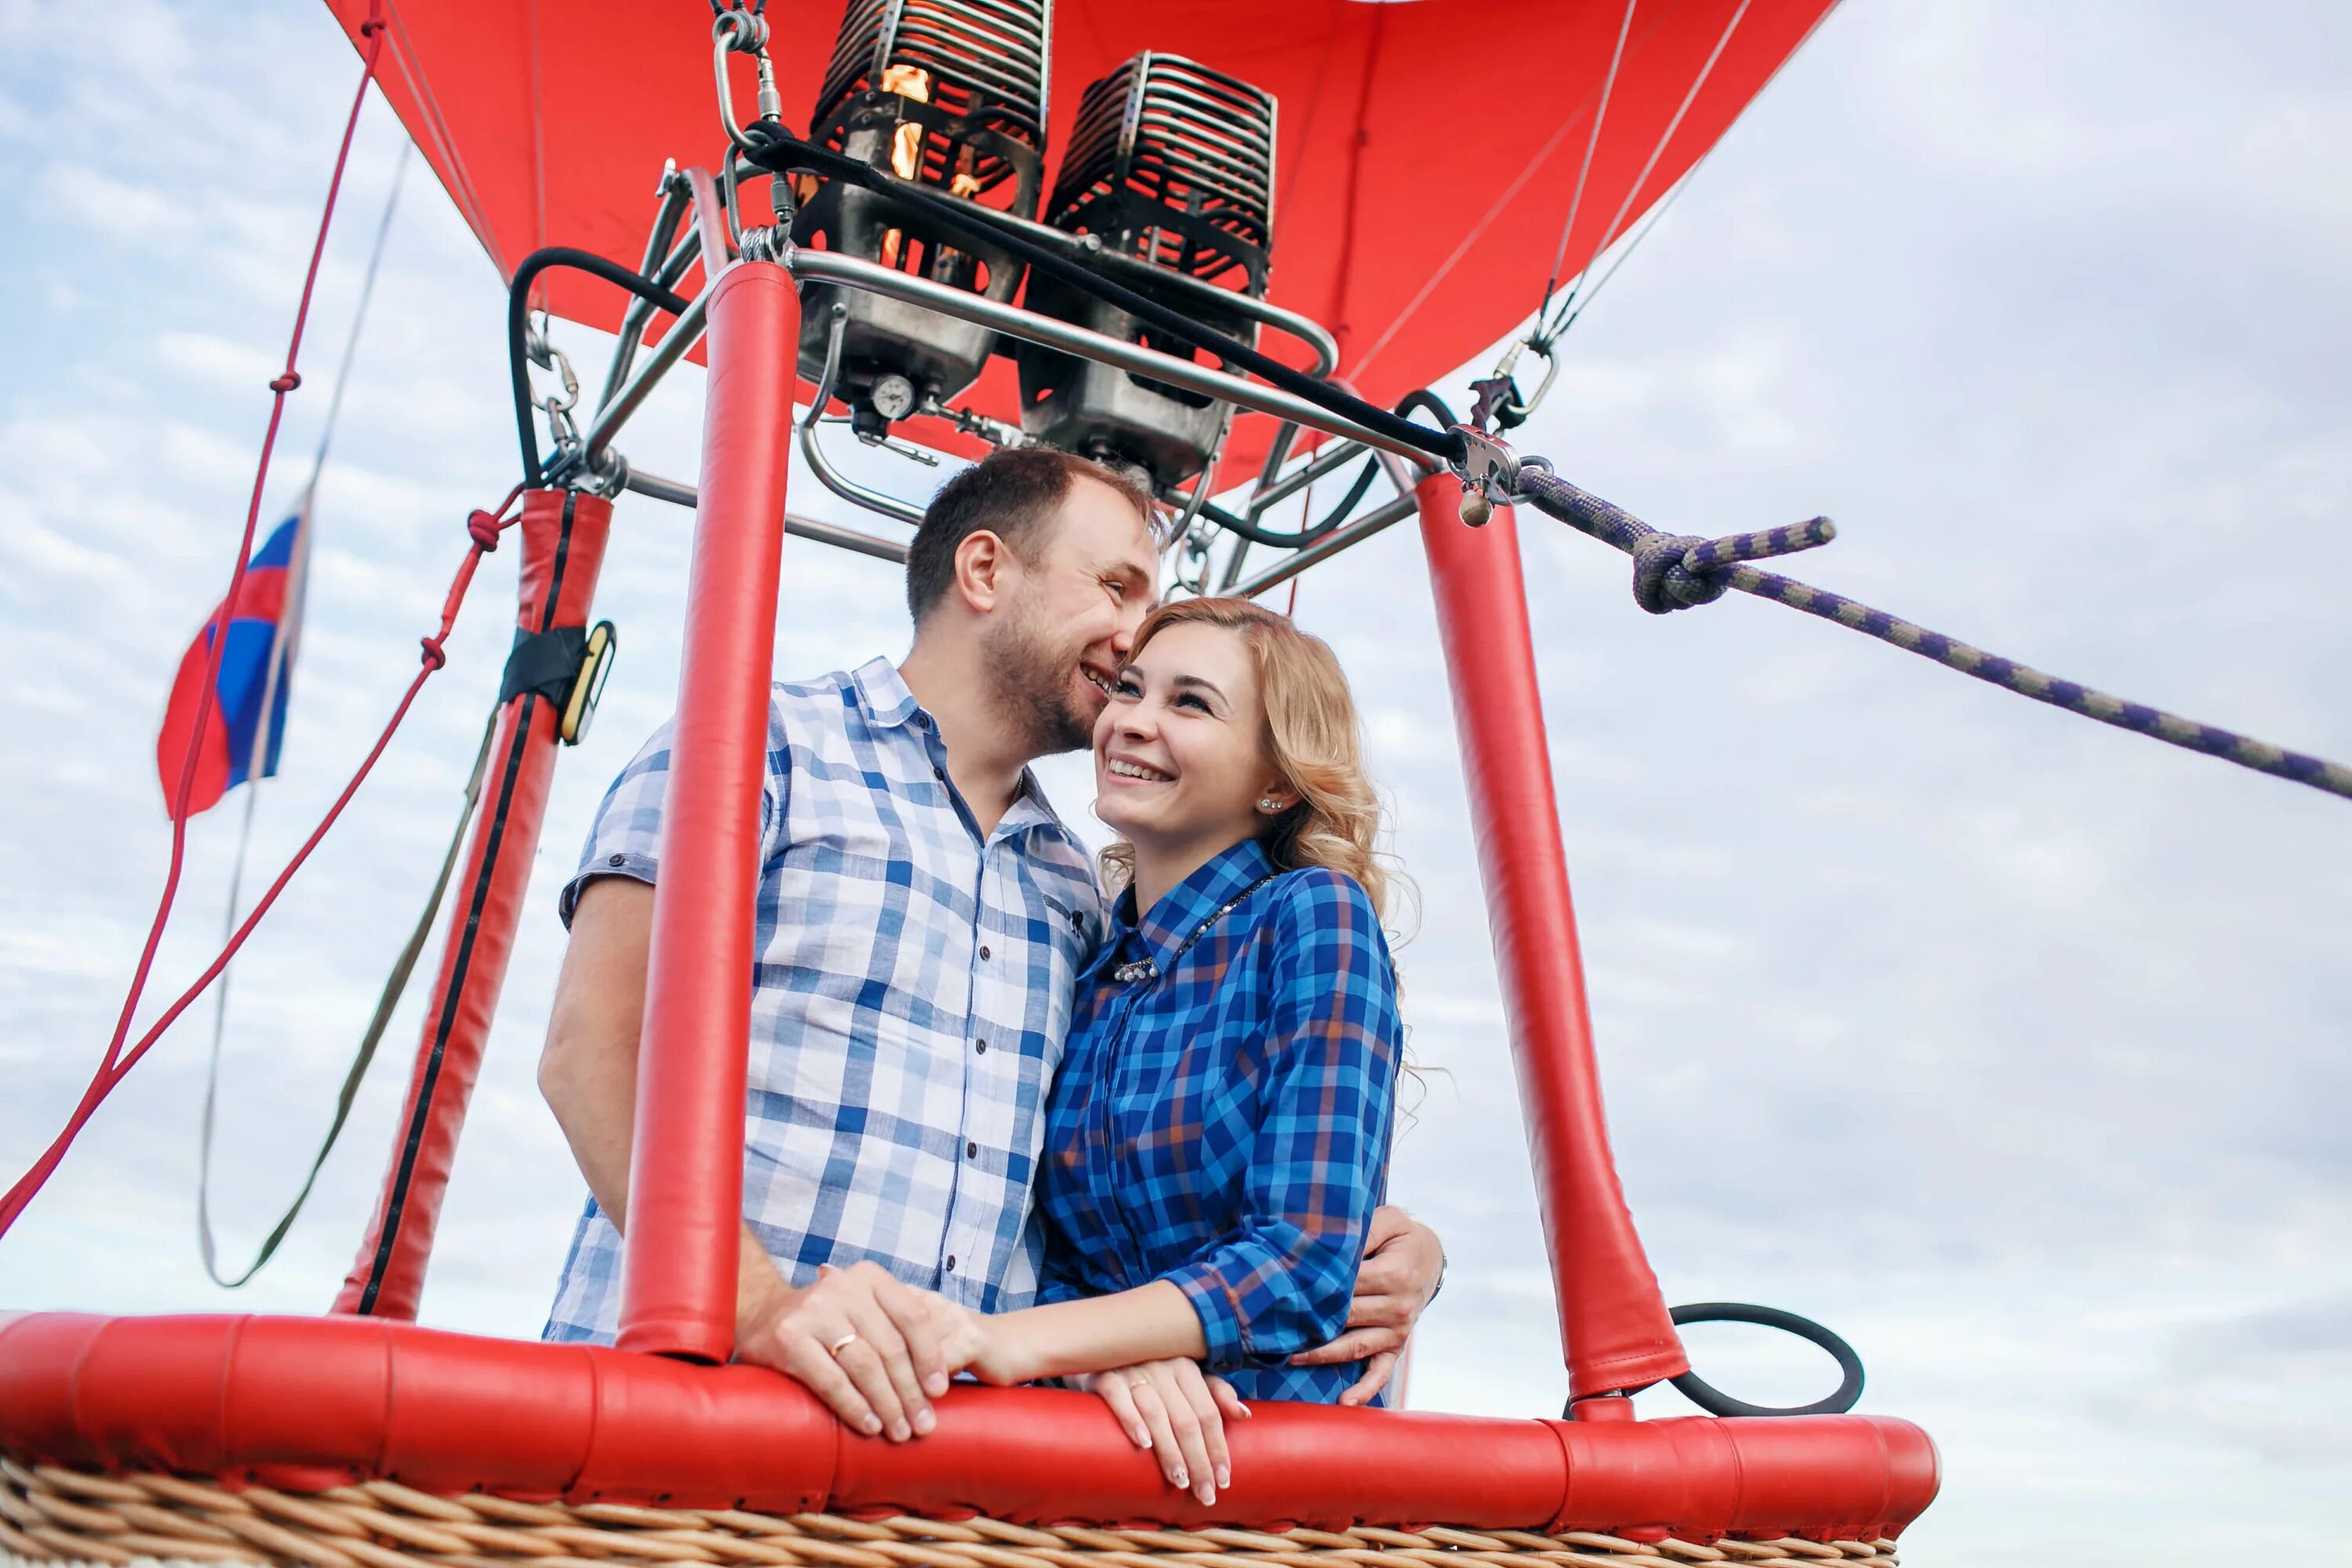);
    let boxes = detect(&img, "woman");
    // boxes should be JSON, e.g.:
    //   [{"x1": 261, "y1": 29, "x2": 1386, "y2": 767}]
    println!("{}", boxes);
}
[{"x1": 965, "y1": 597, "x2": 1406, "y2": 1506}]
